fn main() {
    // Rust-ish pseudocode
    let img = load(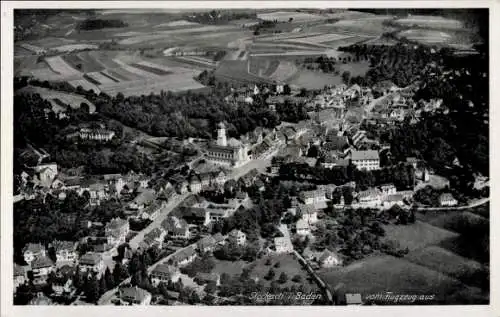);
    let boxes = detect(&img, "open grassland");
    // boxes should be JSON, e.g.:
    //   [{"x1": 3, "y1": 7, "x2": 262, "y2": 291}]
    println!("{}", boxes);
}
[
  {"x1": 382, "y1": 220, "x2": 459, "y2": 251},
  {"x1": 215, "y1": 60, "x2": 272, "y2": 85},
  {"x1": 404, "y1": 246, "x2": 487, "y2": 289},
  {"x1": 17, "y1": 85, "x2": 96, "y2": 113},
  {"x1": 319, "y1": 254, "x2": 487, "y2": 304},
  {"x1": 212, "y1": 260, "x2": 247, "y2": 276},
  {"x1": 394, "y1": 15, "x2": 464, "y2": 30}
]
